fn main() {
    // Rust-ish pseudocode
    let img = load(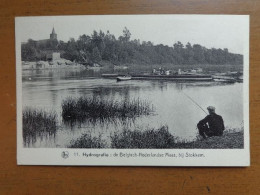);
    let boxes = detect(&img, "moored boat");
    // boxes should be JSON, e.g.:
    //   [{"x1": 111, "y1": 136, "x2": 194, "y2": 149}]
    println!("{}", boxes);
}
[
  {"x1": 212, "y1": 76, "x2": 236, "y2": 83},
  {"x1": 236, "y1": 76, "x2": 243, "y2": 83},
  {"x1": 102, "y1": 73, "x2": 119, "y2": 78},
  {"x1": 103, "y1": 73, "x2": 213, "y2": 81},
  {"x1": 116, "y1": 76, "x2": 132, "y2": 81},
  {"x1": 131, "y1": 74, "x2": 213, "y2": 81}
]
